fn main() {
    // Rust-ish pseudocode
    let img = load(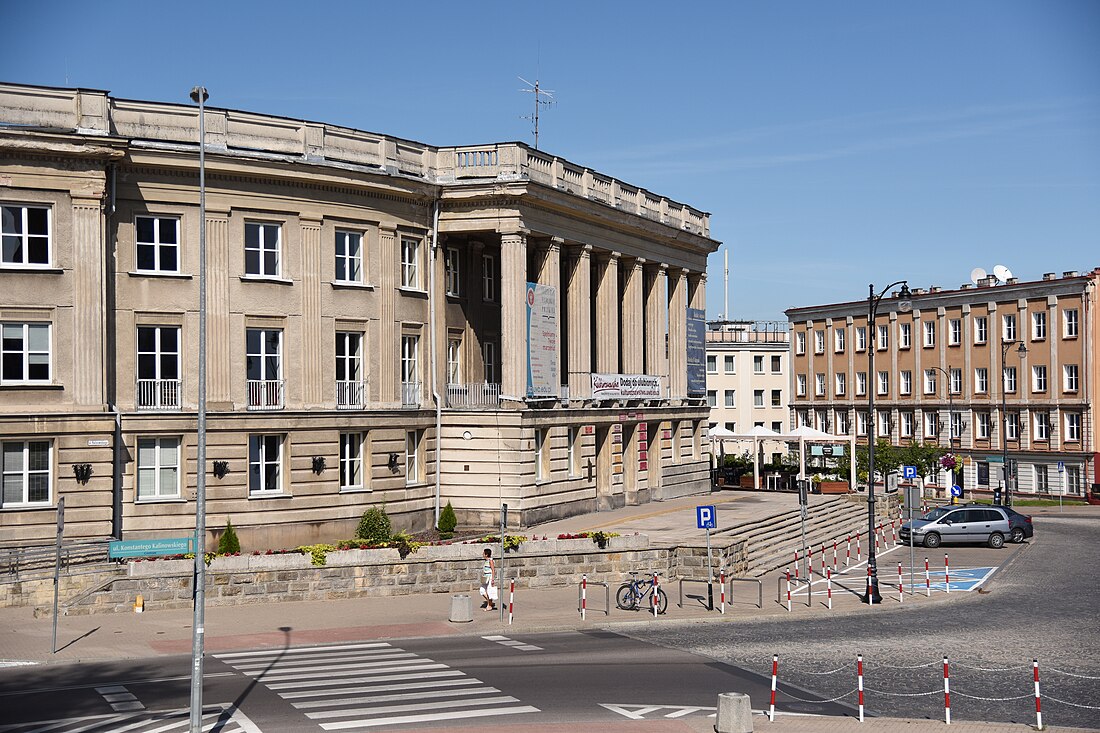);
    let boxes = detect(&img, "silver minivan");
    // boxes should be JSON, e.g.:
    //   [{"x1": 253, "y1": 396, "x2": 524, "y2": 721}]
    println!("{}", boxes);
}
[{"x1": 899, "y1": 505, "x2": 1011, "y2": 549}]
